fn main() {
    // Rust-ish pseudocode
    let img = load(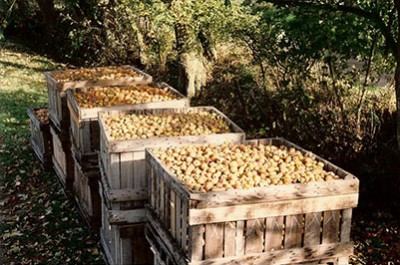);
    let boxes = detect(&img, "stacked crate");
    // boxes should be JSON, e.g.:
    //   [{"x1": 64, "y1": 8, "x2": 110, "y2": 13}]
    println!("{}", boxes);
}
[
  {"x1": 45, "y1": 71, "x2": 75, "y2": 190},
  {"x1": 27, "y1": 107, "x2": 53, "y2": 171},
  {"x1": 145, "y1": 138, "x2": 359, "y2": 265},
  {"x1": 68, "y1": 81, "x2": 189, "y2": 229},
  {"x1": 98, "y1": 107, "x2": 245, "y2": 265}
]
